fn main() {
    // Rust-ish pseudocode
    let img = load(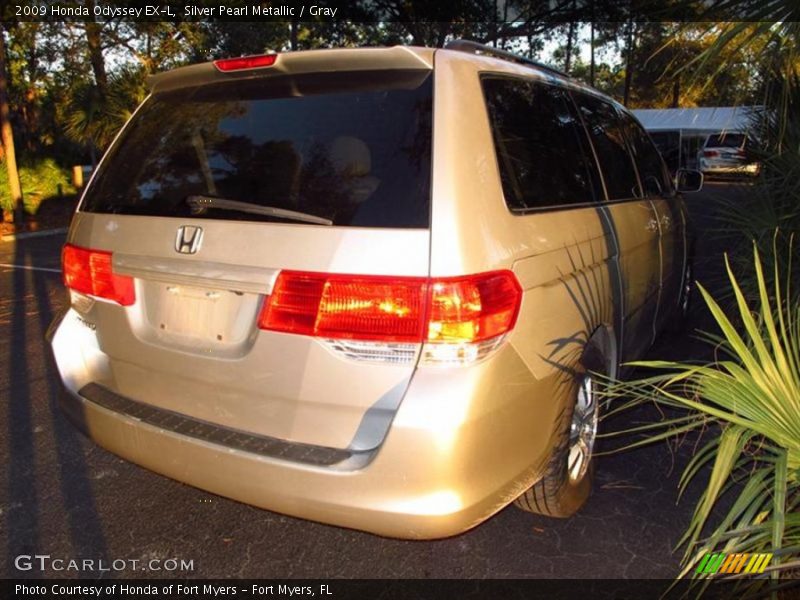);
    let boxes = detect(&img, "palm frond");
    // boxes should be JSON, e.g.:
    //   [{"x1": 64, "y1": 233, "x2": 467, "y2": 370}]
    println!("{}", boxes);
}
[{"x1": 605, "y1": 245, "x2": 800, "y2": 581}]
